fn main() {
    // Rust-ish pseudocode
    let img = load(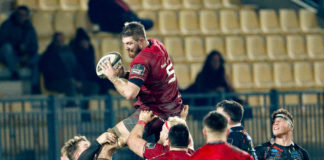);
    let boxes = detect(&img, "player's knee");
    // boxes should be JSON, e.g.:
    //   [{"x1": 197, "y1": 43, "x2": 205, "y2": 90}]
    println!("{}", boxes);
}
[
  {"x1": 107, "y1": 127, "x2": 121, "y2": 138},
  {"x1": 107, "y1": 127, "x2": 127, "y2": 148}
]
